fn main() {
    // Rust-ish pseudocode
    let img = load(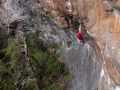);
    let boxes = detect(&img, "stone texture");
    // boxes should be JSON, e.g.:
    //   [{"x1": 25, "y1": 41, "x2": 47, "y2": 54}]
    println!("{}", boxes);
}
[
  {"x1": 41, "y1": 0, "x2": 120, "y2": 88},
  {"x1": 62, "y1": 43, "x2": 102, "y2": 90},
  {"x1": 1, "y1": 0, "x2": 120, "y2": 90}
]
